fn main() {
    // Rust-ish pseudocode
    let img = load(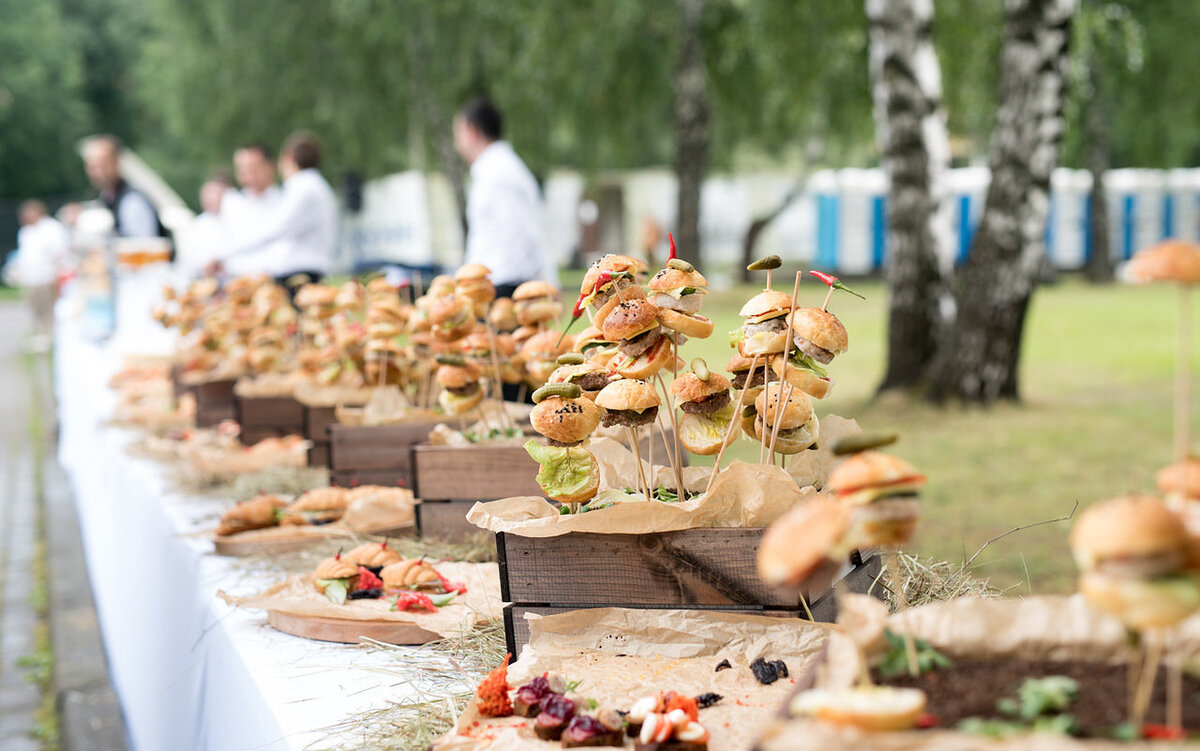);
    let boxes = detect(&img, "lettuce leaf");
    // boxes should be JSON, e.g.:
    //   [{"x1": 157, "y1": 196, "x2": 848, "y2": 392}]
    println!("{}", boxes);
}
[
  {"x1": 524, "y1": 439, "x2": 594, "y2": 498},
  {"x1": 316, "y1": 578, "x2": 349, "y2": 605},
  {"x1": 789, "y1": 352, "x2": 829, "y2": 378},
  {"x1": 429, "y1": 592, "x2": 458, "y2": 607}
]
